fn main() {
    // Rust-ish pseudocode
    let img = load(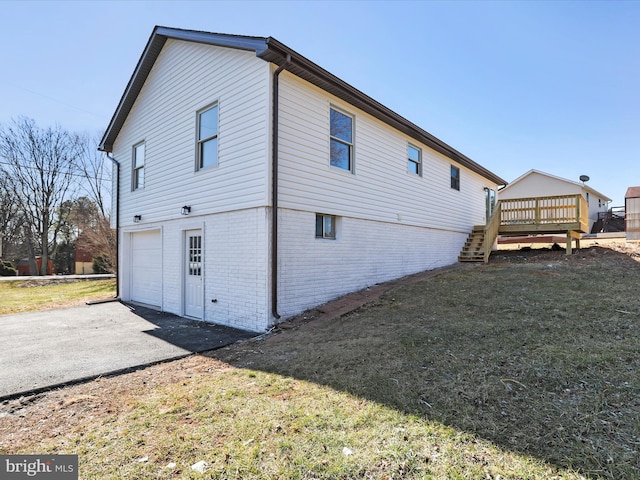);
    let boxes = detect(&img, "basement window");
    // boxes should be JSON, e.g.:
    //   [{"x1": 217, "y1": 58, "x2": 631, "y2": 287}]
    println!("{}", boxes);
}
[{"x1": 315, "y1": 214, "x2": 336, "y2": 239}]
